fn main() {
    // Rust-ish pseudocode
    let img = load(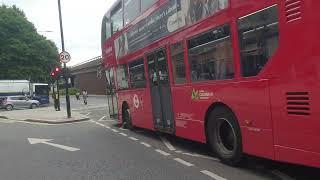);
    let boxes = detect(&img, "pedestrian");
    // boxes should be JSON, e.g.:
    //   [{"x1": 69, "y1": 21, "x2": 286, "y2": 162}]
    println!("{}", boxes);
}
[
  {"x1": 54, "y1": 92, "x2": 60, "y2": 111},
  {"x1": 75, "y1": 92, "x2": 80, "y2": 100},
  {"x1": 82, "y1": 90, "x2": 88, "y2": 105}
]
